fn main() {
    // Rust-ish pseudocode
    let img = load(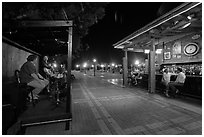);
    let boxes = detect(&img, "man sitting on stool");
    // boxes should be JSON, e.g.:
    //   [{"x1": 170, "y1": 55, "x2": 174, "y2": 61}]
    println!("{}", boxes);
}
[
  {"x1": 20, "y1": 55, "x2": 49, "y2": 101},
  {"x1": 165, "y1": 67, "x2": 186, "y2": 97}
]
